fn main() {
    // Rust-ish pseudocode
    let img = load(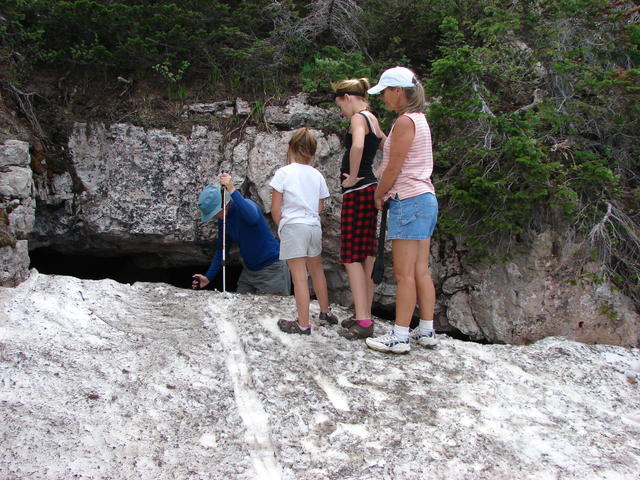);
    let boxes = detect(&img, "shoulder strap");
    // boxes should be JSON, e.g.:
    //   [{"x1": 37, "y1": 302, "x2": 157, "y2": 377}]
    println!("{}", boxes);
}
[{"x1": 358, "y1": 111, "x2": 375, "y2": 135}]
